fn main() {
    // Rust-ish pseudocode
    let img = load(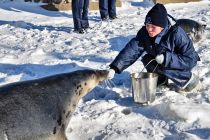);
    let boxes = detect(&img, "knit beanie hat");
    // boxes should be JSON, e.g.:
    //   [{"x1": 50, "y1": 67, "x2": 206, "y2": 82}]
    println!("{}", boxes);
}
[{"x1": 145, "y1": 3, "x2": 168, "y2": 28}]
